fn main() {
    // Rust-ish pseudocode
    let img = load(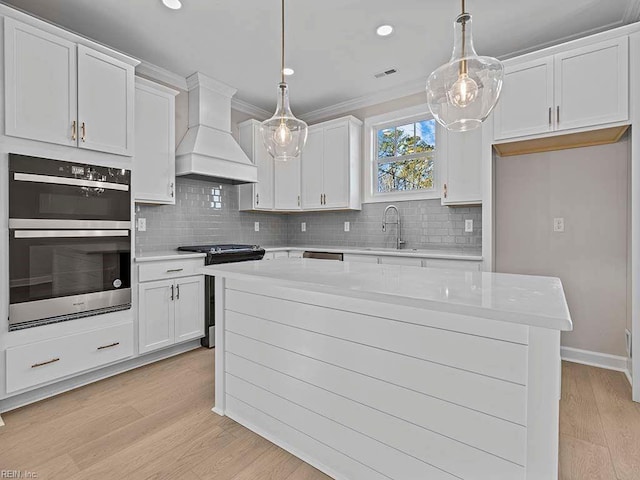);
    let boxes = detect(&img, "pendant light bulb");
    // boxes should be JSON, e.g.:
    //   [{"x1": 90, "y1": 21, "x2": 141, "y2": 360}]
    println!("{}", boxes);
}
[
  {"x1": 426, "y1": 0, "x2": 504, "y2": 132},
  {"x1": 260, "y1": 0, "x2": 308, "y2": 161},
  {"x1": 274, "y1": 122, "x2": 293, "y2": 146},
  {"x1": 449, "y1": 73, "x2": 478, "y2": 108}
]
